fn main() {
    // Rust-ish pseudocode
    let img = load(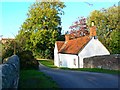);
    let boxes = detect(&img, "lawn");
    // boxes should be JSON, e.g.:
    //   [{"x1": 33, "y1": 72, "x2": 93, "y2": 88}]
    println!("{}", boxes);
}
[
  {"x1": 38, "y1": 59, "x2": 57, "y2": 68},
  {"x1": 39, "y1": 60, "x2": 120, "y2": 75},
  {"x1": 18, "y1": 70, "x2": 59, "y2": 89}
]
